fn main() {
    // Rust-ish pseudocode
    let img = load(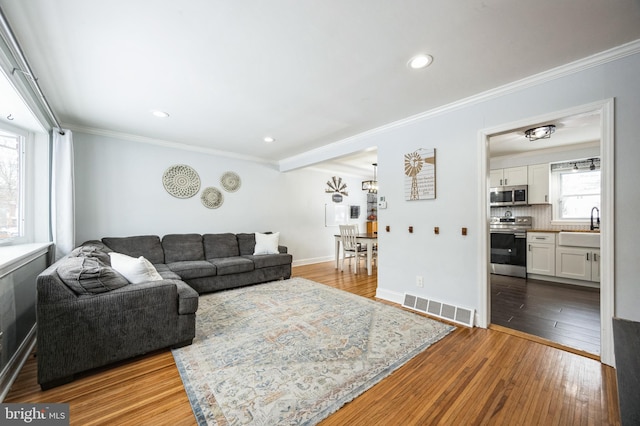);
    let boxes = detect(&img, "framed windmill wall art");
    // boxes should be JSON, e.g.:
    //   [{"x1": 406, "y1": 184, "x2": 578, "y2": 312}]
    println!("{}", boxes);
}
[
  {"x1": 404, "y1": 148, "x2": 436, "y2": 201},
  {"x1": 325, "y1": 176, "x2": 348, "y2": 203}
]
